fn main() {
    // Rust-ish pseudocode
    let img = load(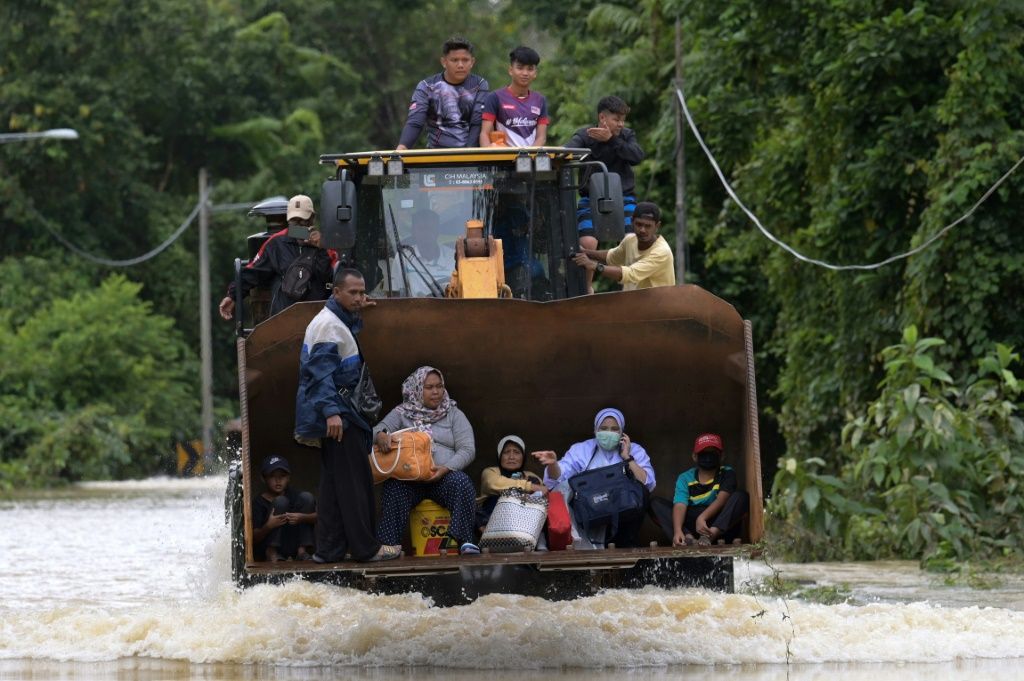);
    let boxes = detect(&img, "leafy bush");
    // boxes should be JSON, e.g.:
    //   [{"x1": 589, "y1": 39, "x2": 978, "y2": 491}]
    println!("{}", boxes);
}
[
  {"x1": 770, "y1": 326, "x2": 1024, "y2": 562},
  {"x1": 0, "y1": 268, "x2": 198, "y2": 489}
]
